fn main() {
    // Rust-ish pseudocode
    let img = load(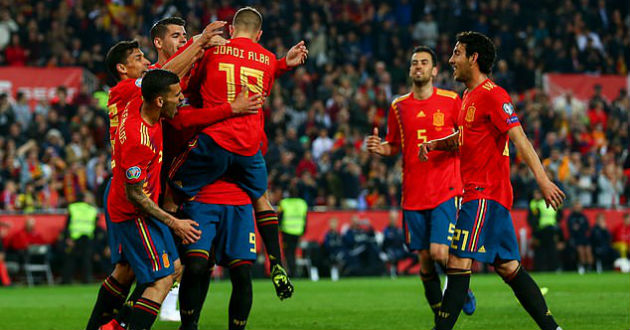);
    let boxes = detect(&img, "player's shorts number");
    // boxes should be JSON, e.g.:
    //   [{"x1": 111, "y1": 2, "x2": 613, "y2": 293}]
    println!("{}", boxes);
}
[
  {"x1": 450, "y1": 228, "x2": 470, "y2": 251},
  {"x1": 447, "y1": 222, "x2": 455, "y2": 242},
  {"x1": 249, "y1": 232, "x2": 256, "y2": 253},
  {"x1": 219, "y1": 62, "x2": 265, "y2": 102}
]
